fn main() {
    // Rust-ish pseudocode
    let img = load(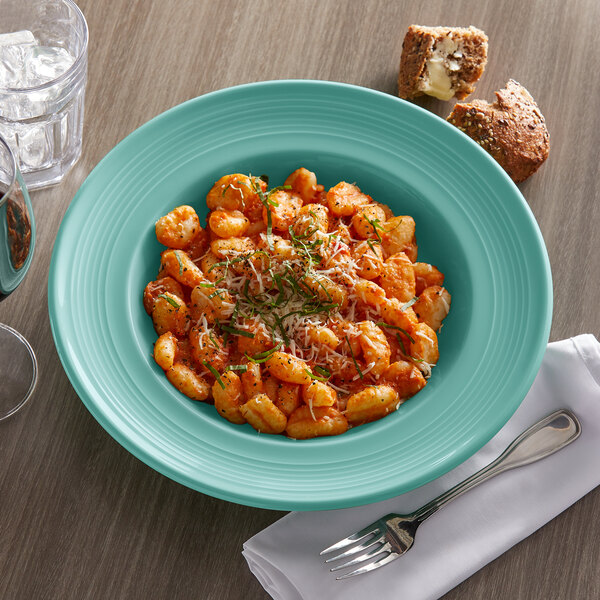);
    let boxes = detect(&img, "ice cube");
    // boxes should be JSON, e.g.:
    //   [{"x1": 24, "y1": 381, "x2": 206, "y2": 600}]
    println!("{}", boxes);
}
[
  {"x1": 0, "y1": 31, "x2": 36, "y2": 48},
  {"x1": 1, "y1": 30, "x2": 75, "y2": 90},
  {"x1": 0, "y1": 31, "x2": 36, "y2": 89},
  {"x1": 15, "y1": 120, "x2": 51, "y2": 170},
  {"x1": 28, "y1": 46, "x2": 75, "y2": 85}
]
